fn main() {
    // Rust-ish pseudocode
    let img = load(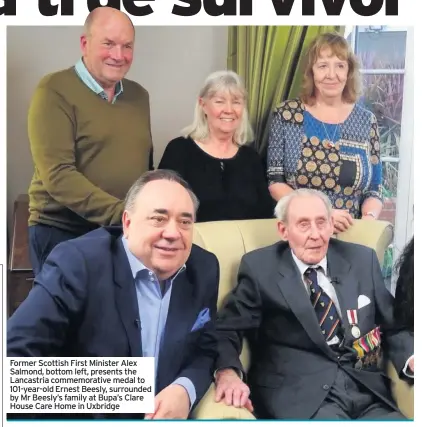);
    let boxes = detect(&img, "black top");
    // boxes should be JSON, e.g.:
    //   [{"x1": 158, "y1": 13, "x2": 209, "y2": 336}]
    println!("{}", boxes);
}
[{"x1": 158, "y1": 136, "x2": 275, "y2": 222}]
